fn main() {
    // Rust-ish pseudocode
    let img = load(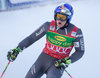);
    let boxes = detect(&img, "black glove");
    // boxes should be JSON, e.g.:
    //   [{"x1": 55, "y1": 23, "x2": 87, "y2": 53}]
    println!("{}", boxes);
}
[
  {"x1": 7, "y1": 47, "x2": 21, "y2": 62},
  {"x1": 55, "y1": 57, "x2": 71, "y2": 69}
]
